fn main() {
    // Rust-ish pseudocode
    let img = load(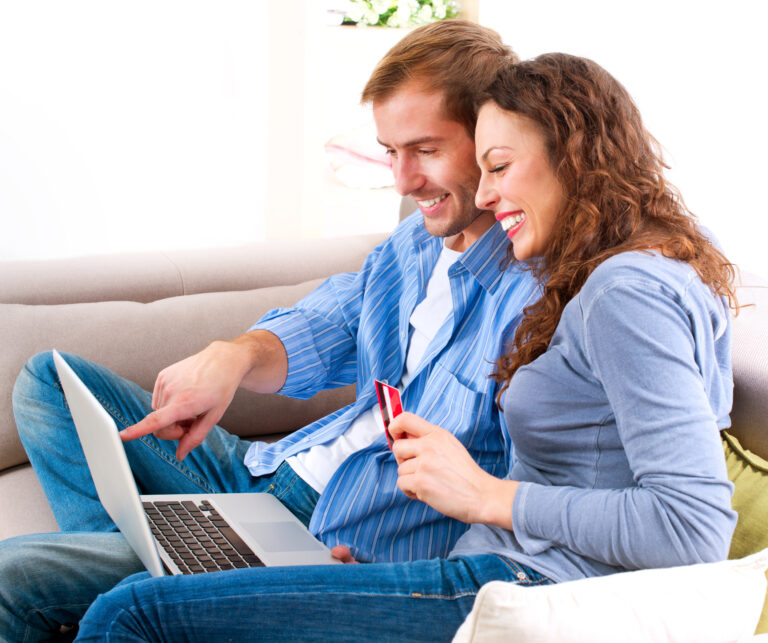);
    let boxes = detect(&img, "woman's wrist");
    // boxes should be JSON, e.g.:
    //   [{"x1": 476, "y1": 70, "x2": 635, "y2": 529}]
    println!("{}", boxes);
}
[{"x1": 478, "y1": 477, "x2": 518, "y2": 530}]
